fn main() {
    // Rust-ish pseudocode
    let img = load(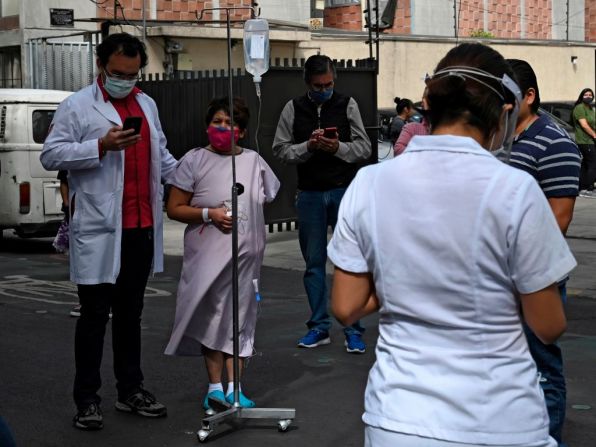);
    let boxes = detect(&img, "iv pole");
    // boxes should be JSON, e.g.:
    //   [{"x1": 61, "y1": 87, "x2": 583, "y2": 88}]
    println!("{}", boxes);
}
[{"x1": 194, "y1": 7, "x2": 295, "y2": 443}]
